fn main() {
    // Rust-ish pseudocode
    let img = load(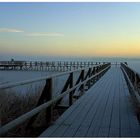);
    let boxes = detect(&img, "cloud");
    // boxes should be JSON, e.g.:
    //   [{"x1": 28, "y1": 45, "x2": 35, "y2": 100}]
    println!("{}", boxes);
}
[
  {"x1": 0, "y1": 28, "x2": 24, "y2": 33},
  {"x1": 27, "y1": 33, "x2": 64, "y2": 37},
  {"x1": 0, "y1": 28, "x2": 64, "y2": 37}
]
